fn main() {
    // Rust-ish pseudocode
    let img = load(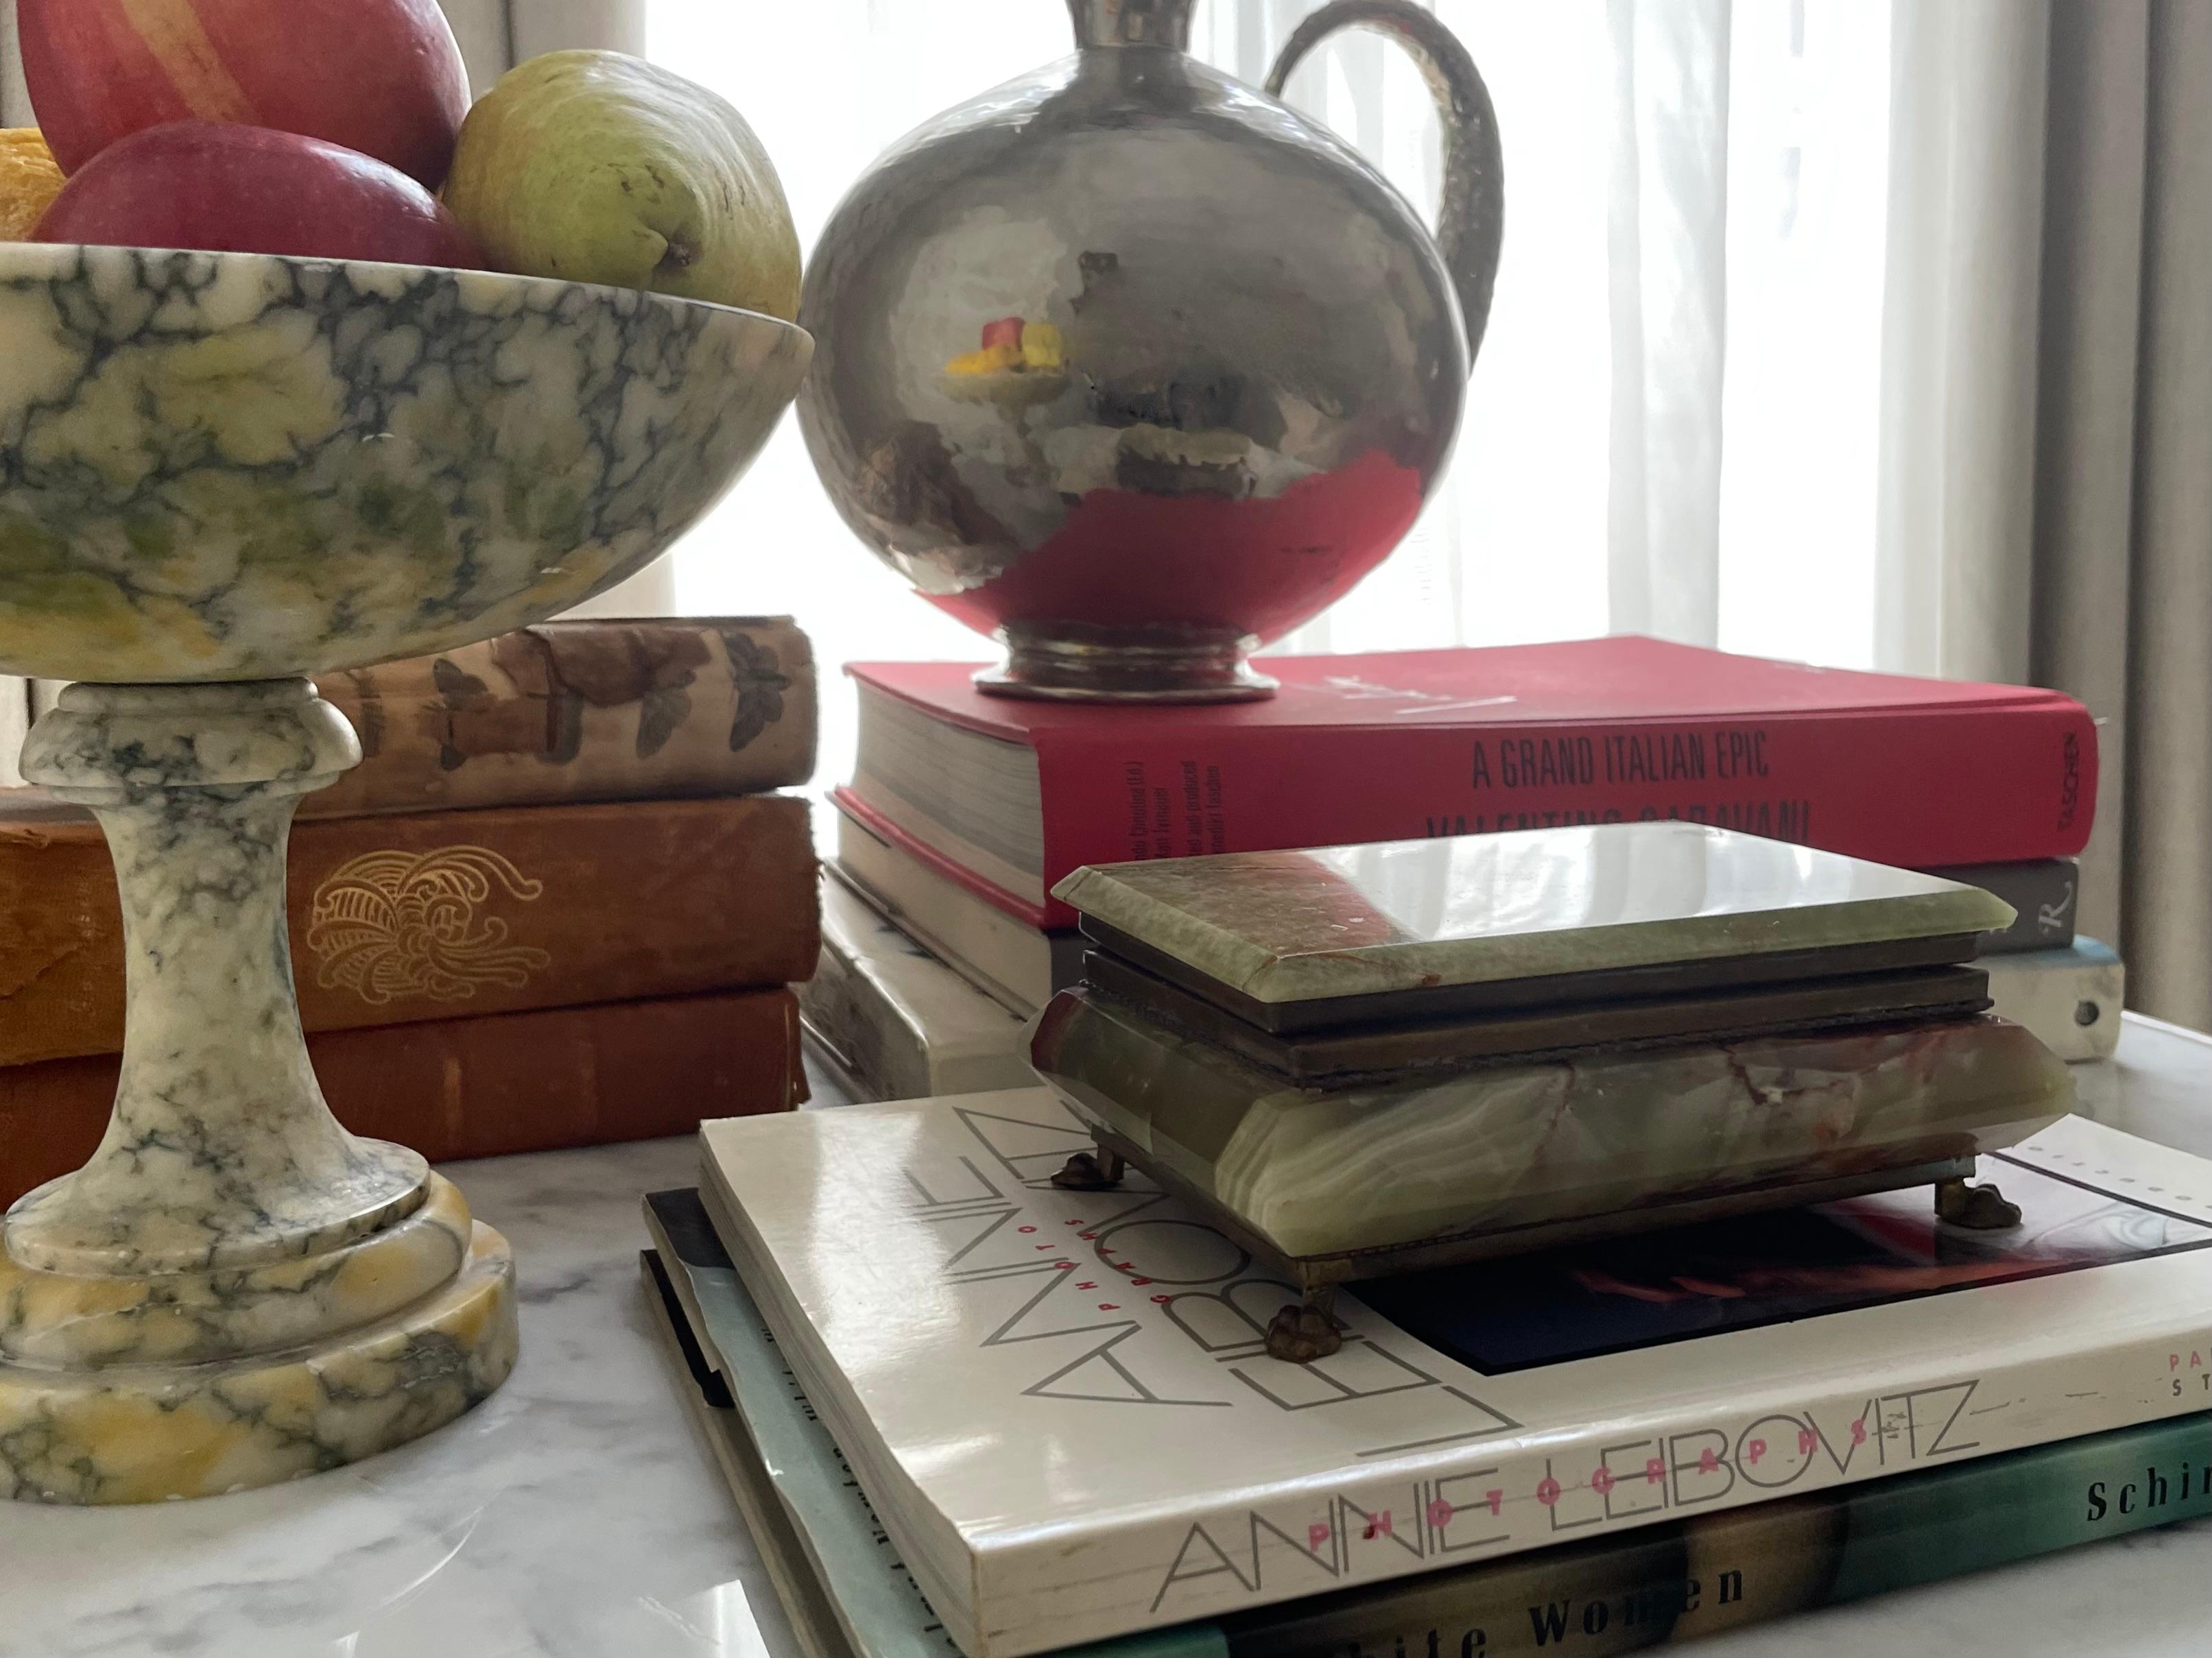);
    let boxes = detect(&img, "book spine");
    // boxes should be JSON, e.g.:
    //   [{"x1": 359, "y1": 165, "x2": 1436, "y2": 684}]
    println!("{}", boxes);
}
[
  {"x1": 0, "y1": 989, "x2": 805, "y2": 1208},
  {"x1": 982, "y1": 1333, "x2": 2201, "y2": 1653},
  {"x1": 0, "y1": 794, "x2": 819, "y2": 1066},
  {"x1": 833, "y1": 797, "x2": 1054, "y2": 1011},
  {"x1": 1031, "y1": 704, "x2": 2096, "y2": 928},
  {"x1": 801, "y1": 878, "x2": 1032, "y2": 1103},
  {"x1": 300, "y1": 617, "x2": 817, "y2": 819},
  {"x1": 1927, "y1": 858, "x2": 2079, "y2": 954},
  {"x1": 835, "y1": 784, "x2": 1055, "y2": 931},
  {"x1": 799, "y1": 916, "x2": 933, "y2": 1104},
  {"x1": 1217, "y1": 1412, "x2": 2212, "y2": 1657}
]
